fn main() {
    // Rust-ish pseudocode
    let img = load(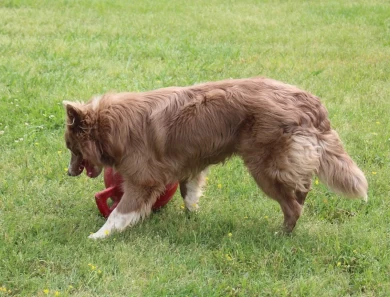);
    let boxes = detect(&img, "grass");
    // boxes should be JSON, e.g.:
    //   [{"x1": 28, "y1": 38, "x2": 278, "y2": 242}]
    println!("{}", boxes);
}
[{"x1": 1, "y1": 0, "x2": 390, "y2": 296}]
